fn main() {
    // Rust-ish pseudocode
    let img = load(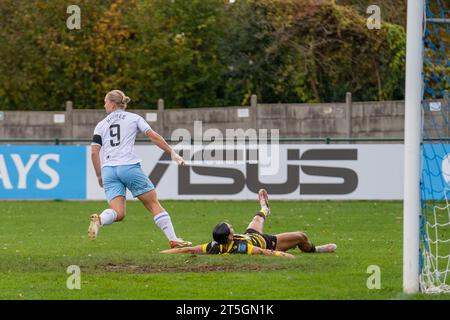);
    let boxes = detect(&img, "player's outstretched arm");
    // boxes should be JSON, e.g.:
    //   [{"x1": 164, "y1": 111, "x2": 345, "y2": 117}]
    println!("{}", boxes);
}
[
  {"x1": 250, "y1": 246, "x2": 295, "y2": 258},
  {"x1": 160, "y1": 245, "x2": 204, "y2": 254},
  {"x1": 146, "y1": 128, "x2": 185, "y2": 165}
]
